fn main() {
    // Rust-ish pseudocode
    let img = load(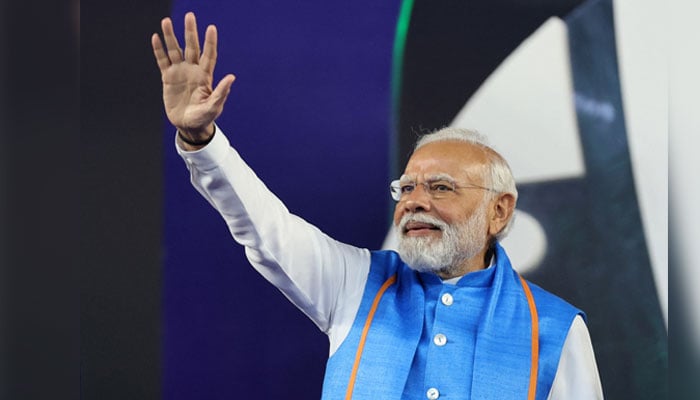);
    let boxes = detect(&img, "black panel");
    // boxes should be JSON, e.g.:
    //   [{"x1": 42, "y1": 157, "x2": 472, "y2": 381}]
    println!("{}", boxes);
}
[
  {"x1": 81, "y1": 1, "x2": 170, "y2": 399},
  {"x1": 1, "y1": 1, "x2": 79, "y2": 399}
]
